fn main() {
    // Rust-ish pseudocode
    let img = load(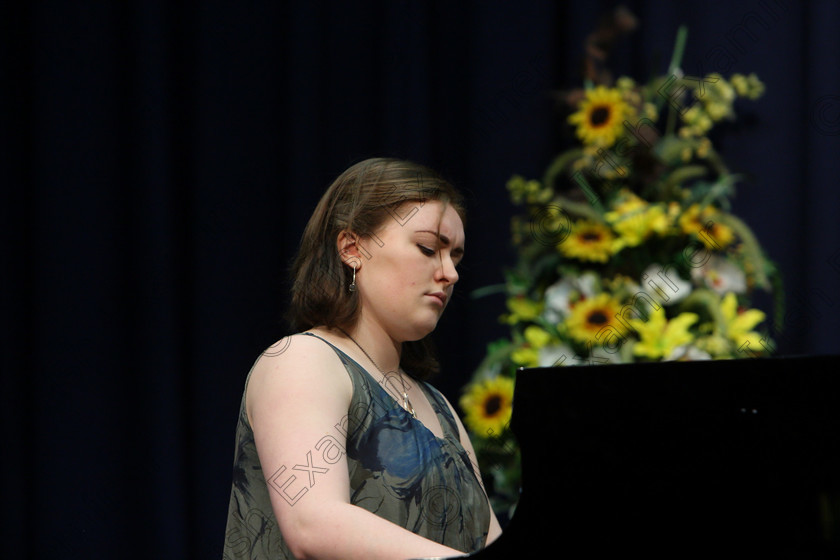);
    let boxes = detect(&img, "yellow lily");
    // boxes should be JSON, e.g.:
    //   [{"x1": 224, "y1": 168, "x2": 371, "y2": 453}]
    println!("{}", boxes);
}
[{"x1": 628, "y1": 307, "x2": 699, "y2": 359}]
